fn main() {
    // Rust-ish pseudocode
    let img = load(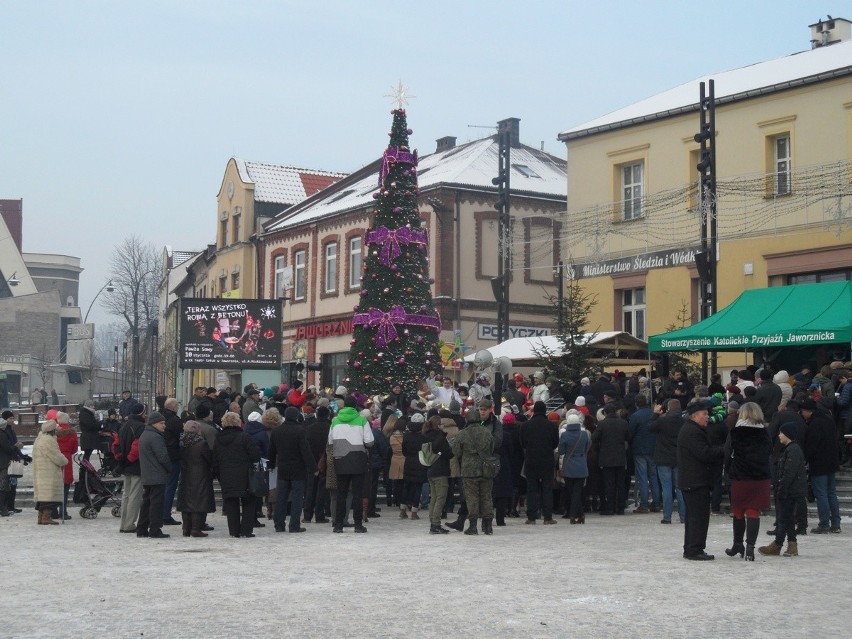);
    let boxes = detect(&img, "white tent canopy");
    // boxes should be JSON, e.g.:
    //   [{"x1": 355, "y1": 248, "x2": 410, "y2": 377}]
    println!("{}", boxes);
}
[{"x1": 463, "y1": 332, "x2": 649, "y2": 368}]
